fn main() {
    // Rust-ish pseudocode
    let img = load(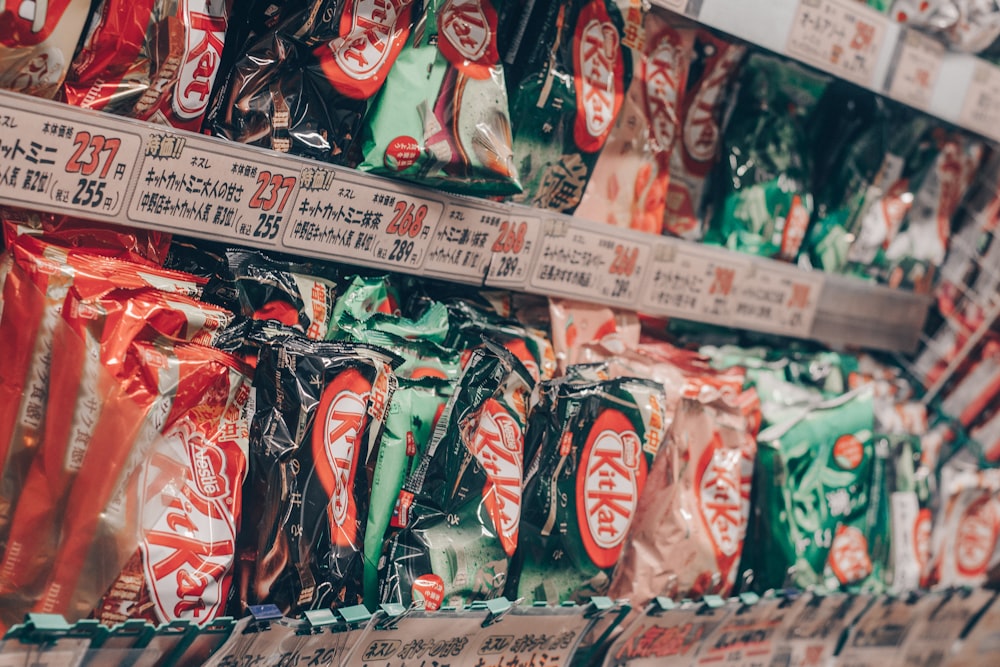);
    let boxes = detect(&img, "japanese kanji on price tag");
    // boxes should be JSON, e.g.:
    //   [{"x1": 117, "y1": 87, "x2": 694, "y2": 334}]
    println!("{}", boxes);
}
[
  {"x1": 0, "y1": 649, "x2": 84, "y2": 667},
  {"x1": 639, "y1": 244, "x2": 751, "y2": 324},
  {"x1": 900, "y1": 590, "x2": 996, "y2": 667},
  {"x1": 767, "y1": 594, "x2": 864, "y2": 667},
  {"x1": 694, "y1": 598, "x2": 789, "y2": 666},
  {"x1": 284, "y1": 174, "x2": 443, "y2": 272},
  {"x1": 729, "y1": 264, "x2": 822, "y2": 338},
  {"x1": 836, "y1": 595, "x2": 937, "y2": 667},
  {"x1": 960, "y1": 61, "x2": 1000, "y2": 142},
  {"x1": 345, "y1": 613, "x2": 483, "y2": 667},
  {"x1": 529, "y1": 222, "x2": 648, "y2": 306},
  {"x1": 128, "y1": 135, "x2": 300, "y2": 246},
  {"x1": 786, "y1": 0, "x2": 888, "y2": 87},
  {"x1": 0, "y1": 102, "x2": 141, "y2": 218},
  {"x1": 470, "y1": 610, "x2": 589, "y2": 667},
  {"x1": 888, "y1": 29, "x2": 944, "y2": 110},
  {"x1": 604, "y1": 604, "x2": 732, "y2": 667},
  {"x1": 485, "y1": 212, "x2": 542, "y2": 289}
]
